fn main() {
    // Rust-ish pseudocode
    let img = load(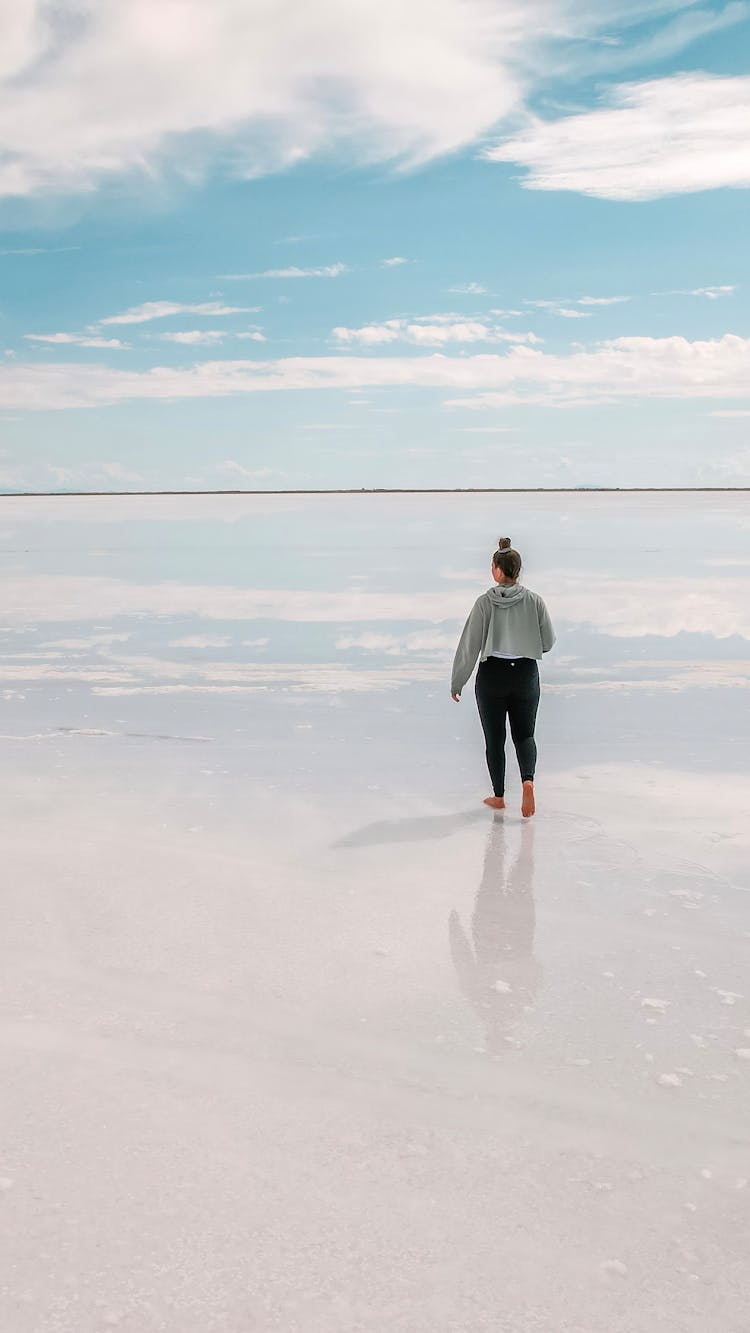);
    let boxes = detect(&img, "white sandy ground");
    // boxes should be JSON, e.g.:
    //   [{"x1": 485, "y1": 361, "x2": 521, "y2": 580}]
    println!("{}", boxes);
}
[{"x1": 1, "y1": 493, "x2": 749, "y2": 1332}]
